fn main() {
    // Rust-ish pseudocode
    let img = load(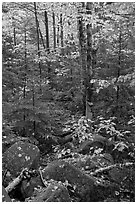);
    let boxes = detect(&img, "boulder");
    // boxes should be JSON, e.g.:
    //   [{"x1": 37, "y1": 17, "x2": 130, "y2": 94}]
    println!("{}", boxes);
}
[
  {"x1": 30, "y1": 182, "x2": 71, "y2": 202},
  {"x1": 3, "y1": 141, "x2": 40, "y2": 178},
  {"x1": 41, "y1": 160, "x2": 119, "y2": 201},
  {"x1": 57, "y1": 135, "x2": 73, "y2": 145},
  {"x1": 64, "y1": 153, "x2": 113, "y2": 172},
  {"x1": 78, "y1": 135, "x2": 114, "y2": 155},
  {"x1": 38, "y1": 136, "x2": 58, "y2": 154},
  {"x1": 21, "y1": 177, "x2": 40, "y2": 199},
  {"x1": 109, "y1": 165, "x2": 134, "y2": 185},
  {"x1": 78, "y1": 135, "x2": 107, "y2": 155},
  {"x1": 64, "y1": 154, "x2": 98, "y2": 171},
  {"x1": 91, "y1": 153, "x2": 114, "y2": 167},
  {"x1": 41, "y1": 160, "x2": 97, "y2": 201}
]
